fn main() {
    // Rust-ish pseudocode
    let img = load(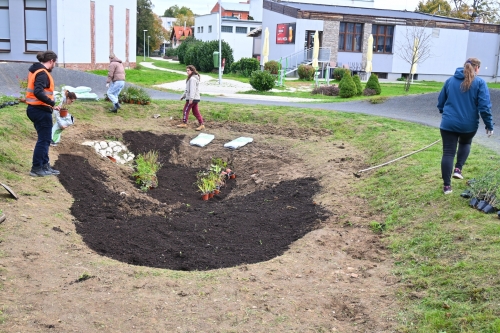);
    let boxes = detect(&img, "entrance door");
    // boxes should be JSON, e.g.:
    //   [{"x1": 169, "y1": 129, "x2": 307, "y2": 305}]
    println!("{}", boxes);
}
[{"x1": 305, "y1": 30, "x2": 322, "y2": 61}]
